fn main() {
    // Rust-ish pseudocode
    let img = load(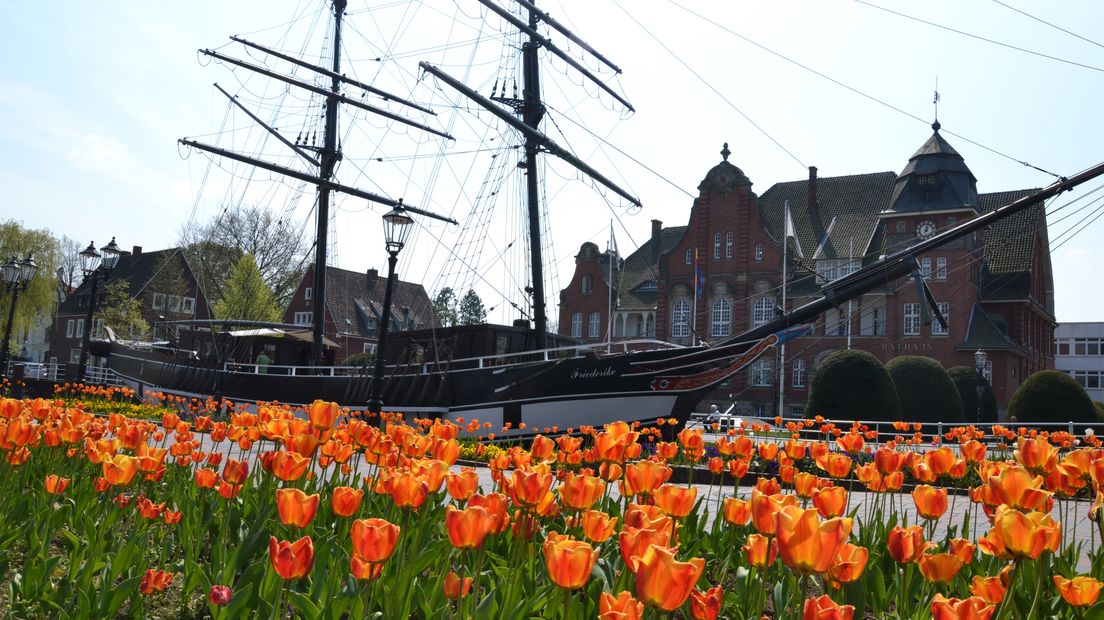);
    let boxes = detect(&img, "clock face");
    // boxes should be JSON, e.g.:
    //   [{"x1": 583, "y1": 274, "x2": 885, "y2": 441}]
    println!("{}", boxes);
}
[{"x1": 916, "y1": 220, "x2": 936, "y2": 239}]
